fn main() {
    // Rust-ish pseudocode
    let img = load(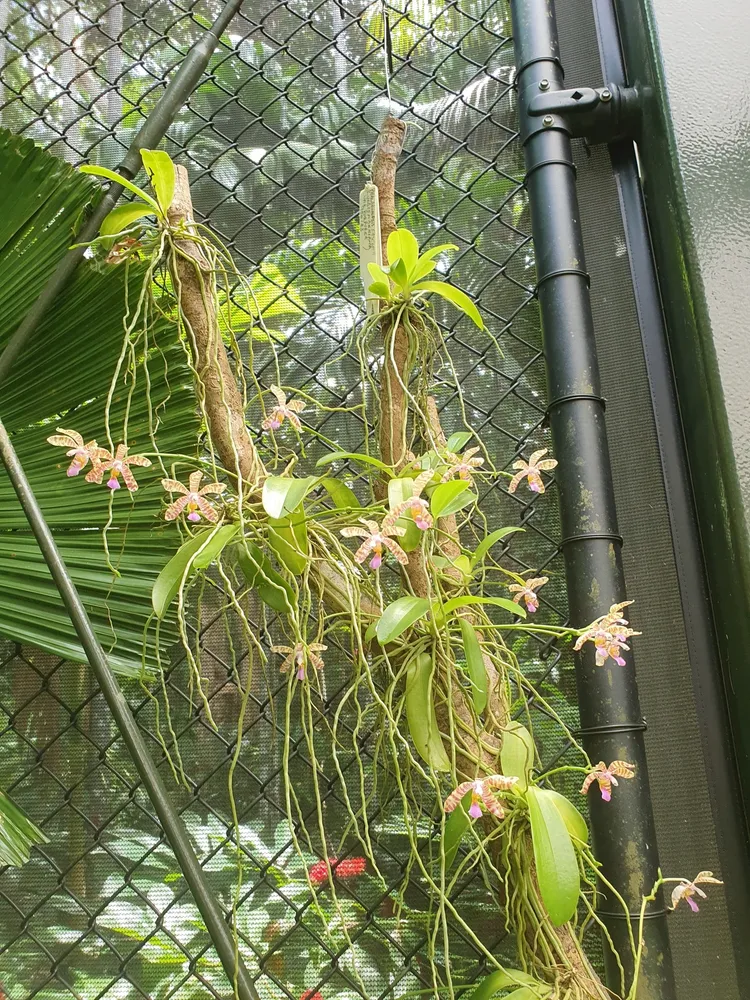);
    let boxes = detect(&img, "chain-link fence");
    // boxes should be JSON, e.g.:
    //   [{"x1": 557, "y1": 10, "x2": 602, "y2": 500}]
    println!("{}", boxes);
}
[{"x1": 0, "y1": 3, "x2": 577, "y2": 997}]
